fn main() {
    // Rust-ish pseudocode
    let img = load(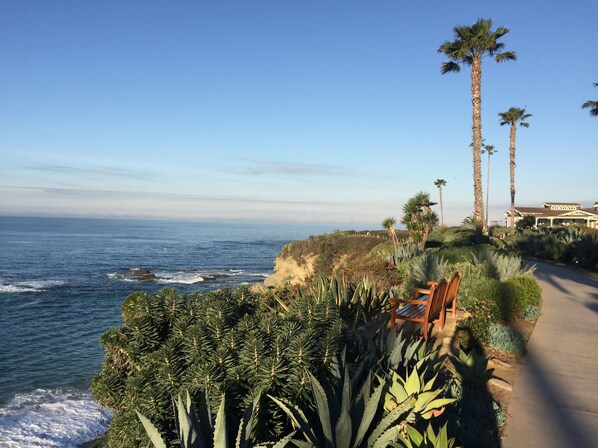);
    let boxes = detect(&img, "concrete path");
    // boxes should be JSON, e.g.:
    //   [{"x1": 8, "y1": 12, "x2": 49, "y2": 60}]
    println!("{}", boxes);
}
[{"x1": 502, "y1": 262, "x2": 598, "y2": 448}]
